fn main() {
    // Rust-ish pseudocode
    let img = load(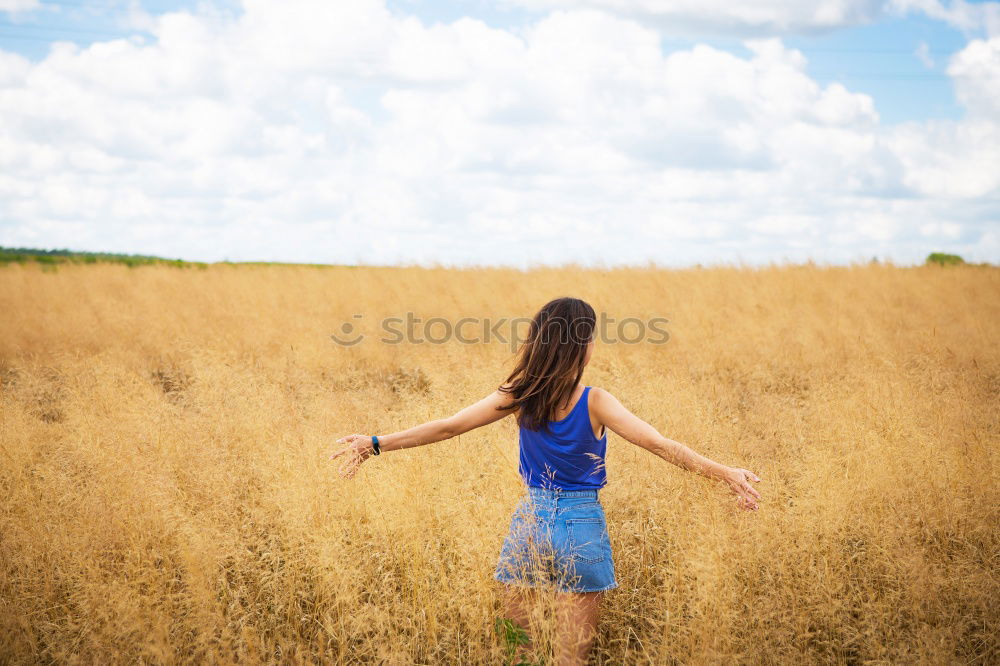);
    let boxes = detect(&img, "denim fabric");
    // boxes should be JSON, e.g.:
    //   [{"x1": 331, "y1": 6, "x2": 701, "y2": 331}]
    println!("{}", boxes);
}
[{"x1": 494, "y1": 487, "x2": 618, "y2": 593}]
